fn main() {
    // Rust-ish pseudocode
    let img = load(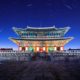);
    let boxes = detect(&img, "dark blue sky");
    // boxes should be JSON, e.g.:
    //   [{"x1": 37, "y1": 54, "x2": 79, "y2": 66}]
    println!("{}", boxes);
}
[{"x1": 0, "y1": 0, "x2": 80, "y2": 49}]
